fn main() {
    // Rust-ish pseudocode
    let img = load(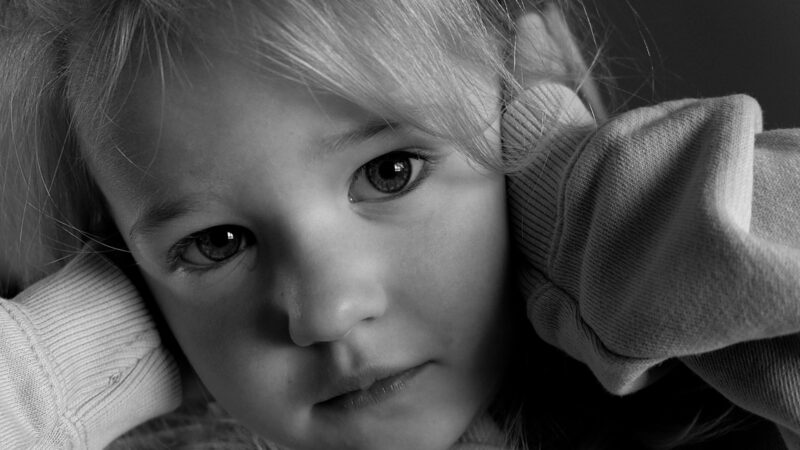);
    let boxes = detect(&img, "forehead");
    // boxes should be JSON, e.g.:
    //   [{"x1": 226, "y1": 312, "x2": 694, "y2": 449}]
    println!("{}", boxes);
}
[
  {"x1": 97, "y1": 52, "x2": 377, "y2": 194},
  {"x1": 123, "y1": 53, "x2": 364, "y2": 149}
]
